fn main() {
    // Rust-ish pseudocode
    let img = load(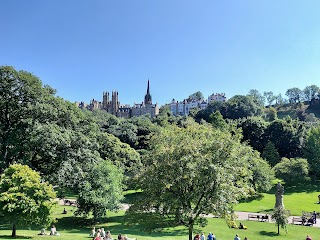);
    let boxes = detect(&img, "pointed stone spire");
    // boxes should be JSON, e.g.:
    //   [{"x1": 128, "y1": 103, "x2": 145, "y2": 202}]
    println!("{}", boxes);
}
[
  {"x1": 144, "y1": 79, "x2": 152, "y2": 105},
  {"x1": 147, "y1": 79, "x2": 150, "y2": 95}
]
